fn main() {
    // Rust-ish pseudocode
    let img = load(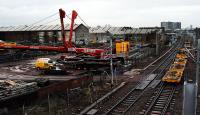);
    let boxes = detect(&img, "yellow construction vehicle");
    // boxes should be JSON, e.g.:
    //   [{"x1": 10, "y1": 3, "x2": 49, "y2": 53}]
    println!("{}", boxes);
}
[
  {"x1": 162, "y1": 48, "x2": 187, "y2": 83},
  {"x1": 35, "y1": 58, "x2": 55, "y2": 70},
  {"x1": 116, "y1": 41, "x2": 130, "y2": 55}
]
